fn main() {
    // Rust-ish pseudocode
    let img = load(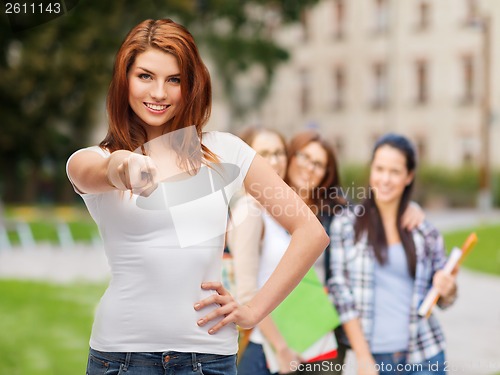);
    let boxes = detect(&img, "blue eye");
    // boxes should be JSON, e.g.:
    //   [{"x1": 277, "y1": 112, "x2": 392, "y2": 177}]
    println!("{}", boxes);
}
[
  {"x1": 169, "y1": 76, "x2": 181, "y2": 84},
  {"x1": 139, "y1": 73, "x2": 152, "y2": 80}
]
